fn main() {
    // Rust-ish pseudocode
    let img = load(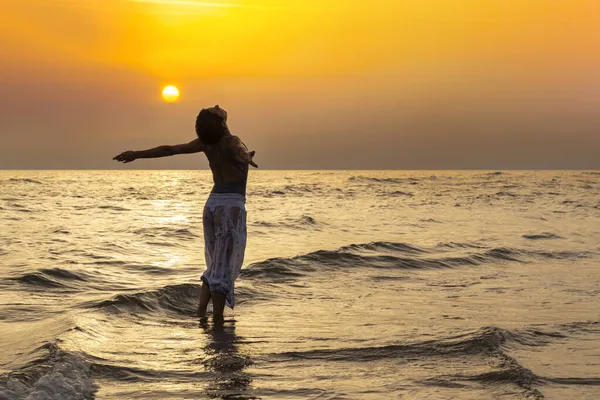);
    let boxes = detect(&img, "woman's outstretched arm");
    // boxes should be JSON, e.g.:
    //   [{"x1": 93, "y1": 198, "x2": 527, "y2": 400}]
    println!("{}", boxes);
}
[{"x1": 113, "y1": 138, "x2": 204, "y2": 163}]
